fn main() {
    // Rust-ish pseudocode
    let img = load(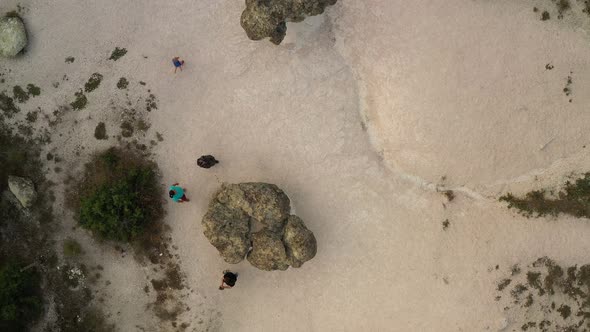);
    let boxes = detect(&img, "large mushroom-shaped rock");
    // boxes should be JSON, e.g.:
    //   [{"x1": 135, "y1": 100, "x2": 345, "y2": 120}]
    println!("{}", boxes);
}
[
  {"x1": 283, "y1": 215, "x2": 317, "y2": 268},
  {"x1": 8, "y1": 176, "x2": 37, "y2": 208},
  {"x1": 202, "y1": 201, "x2": 251, "y2": 264},
  {"x1": 240, "y1": 0, "x2": 337, "y2": 45},
  {"x1": 247, "y1": 229, "x2": 289, "y2": 271},
  {"x1": 202, "y1": 182, "x2": 317, "y2": 270},
  {"x1": 0, "y1": 17, "x2": 27, "y2": 57}
]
